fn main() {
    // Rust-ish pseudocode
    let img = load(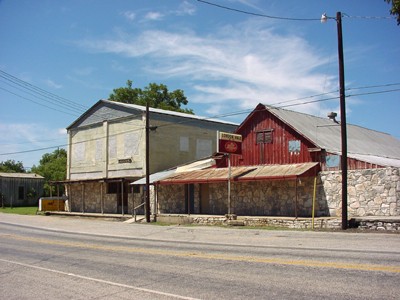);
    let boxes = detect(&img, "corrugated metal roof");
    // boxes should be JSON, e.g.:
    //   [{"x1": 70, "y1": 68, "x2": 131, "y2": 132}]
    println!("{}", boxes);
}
[
  {"x1": 265, "y1": 105, "x2": 400, "y2": 161},
  {"x1": 131, "y1": 158, "x2": 217, "y2": 185},
  {"x1": 347, "y1": 154, "x2": 400, "y2": 168},
  {"x1": 68, "y1": 99, "x2": 238, "y2": 129},
  {"x1": 105, "y1": 100, "x2": 238, "y2": 126},
  {"x1": 158, "y1": 163, "x2": 319, "y2": 184},
  {"x1": 0, "y1": 172, "x2": 44, "y2": 179},
  {"x1": 131, "y1": 169, "x2": 177, "y2": 185},
  {"x1": 239, "y1": 162, "x2": 319, "y2": 181}
]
